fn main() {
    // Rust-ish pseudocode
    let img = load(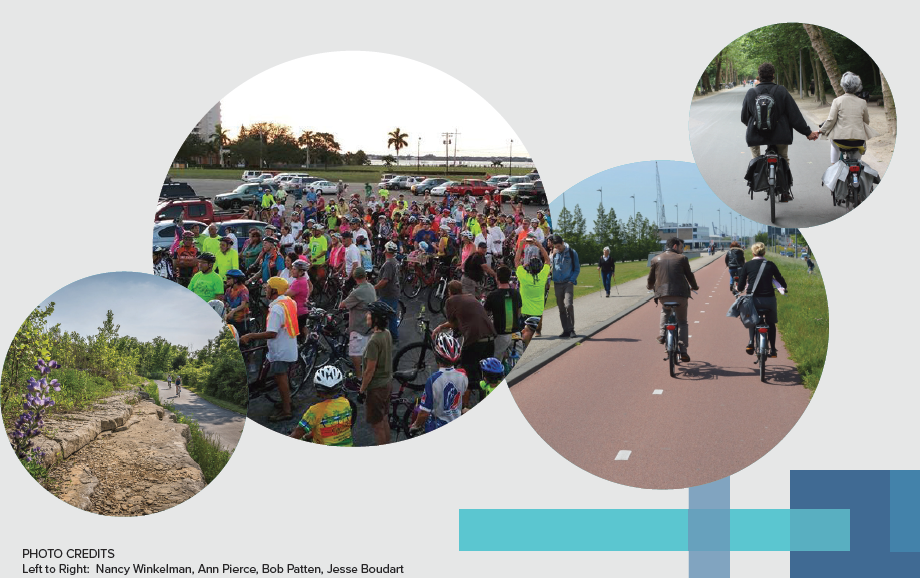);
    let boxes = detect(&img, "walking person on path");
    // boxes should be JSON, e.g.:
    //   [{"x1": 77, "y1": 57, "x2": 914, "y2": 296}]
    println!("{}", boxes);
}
[
  {"x1": 598, "y1": 247, "x2": 615, "y2": 298},
  {"x1": 737, "y1": 242, "x2": 788, "y2": 358},
  {"x1": 646, "y1": 237, "x2": 699, "y2": 362},
  {"x1": 550, "y1": 234, "x2": 580, "y2": 338}
]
